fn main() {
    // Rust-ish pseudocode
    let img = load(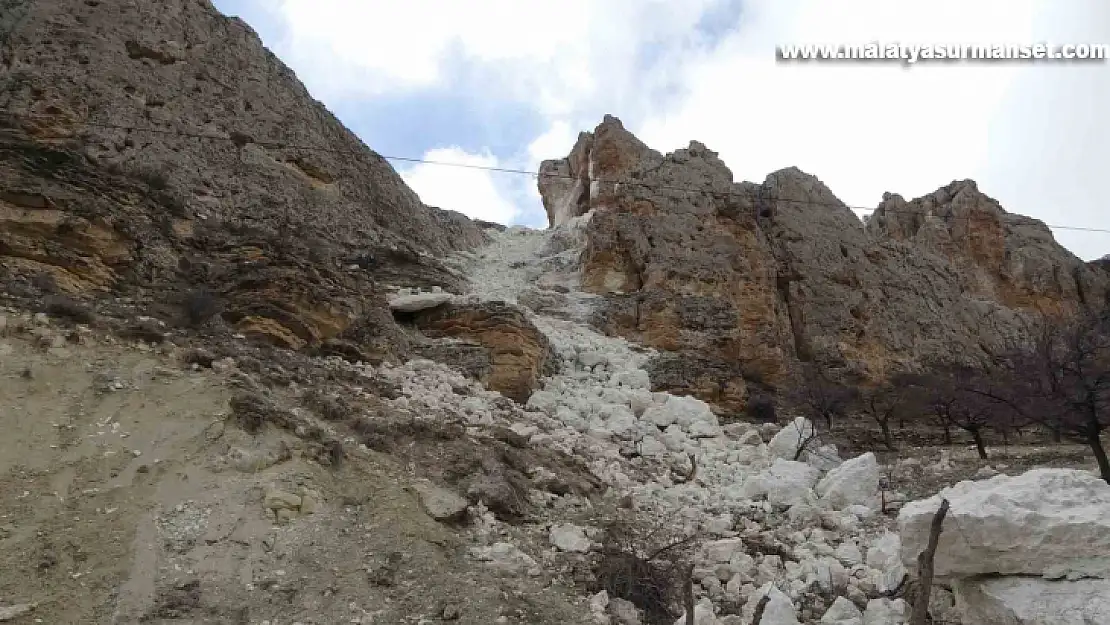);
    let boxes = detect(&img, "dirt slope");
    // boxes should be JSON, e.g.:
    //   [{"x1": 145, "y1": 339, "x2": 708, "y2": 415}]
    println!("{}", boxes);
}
[{"x1": 0, "y1": 312, "x2": 595, "y2": 625}]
